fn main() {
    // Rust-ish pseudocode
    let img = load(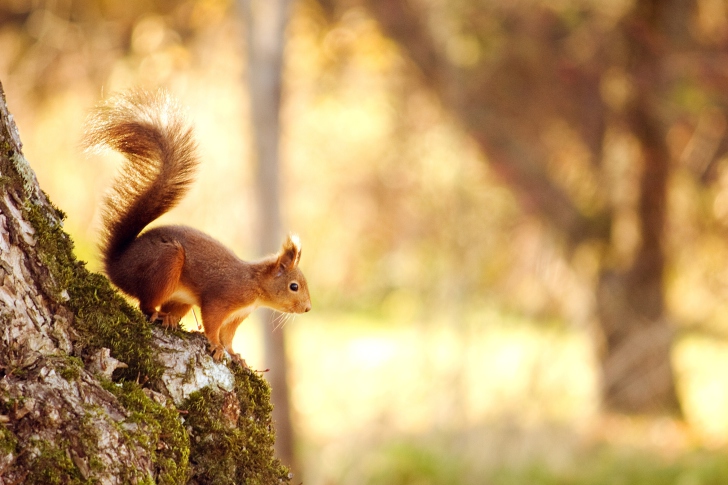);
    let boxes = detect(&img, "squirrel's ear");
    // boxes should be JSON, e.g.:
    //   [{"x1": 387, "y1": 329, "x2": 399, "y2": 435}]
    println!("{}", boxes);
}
[{"x1": 276, "y1": 233, "x2": 301, "y2": 274}]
